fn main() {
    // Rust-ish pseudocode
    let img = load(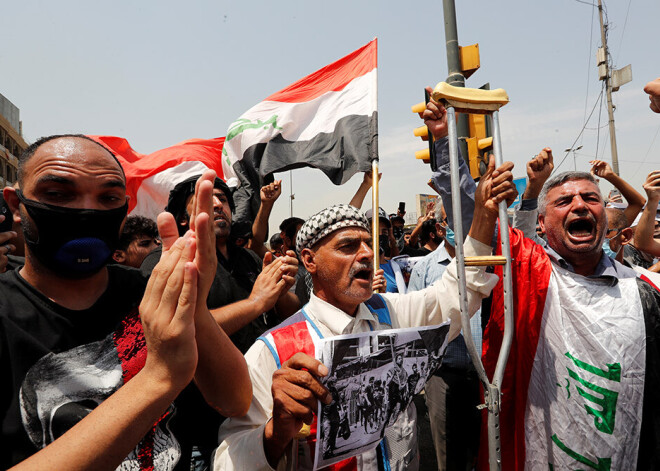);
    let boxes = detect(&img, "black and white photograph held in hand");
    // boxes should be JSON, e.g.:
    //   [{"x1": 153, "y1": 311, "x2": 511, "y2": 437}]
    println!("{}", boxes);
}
[{"x1": 313, "y1": 322, "x2": 450, "y2": 469}]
